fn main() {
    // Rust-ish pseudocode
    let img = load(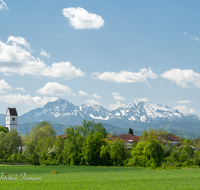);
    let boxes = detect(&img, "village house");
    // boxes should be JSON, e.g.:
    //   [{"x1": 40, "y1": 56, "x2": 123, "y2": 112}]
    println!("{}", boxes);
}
[
  {"x1": 56, "y1": 129, "x2": 182, "y2": 149},
  {"x1": 111, "y1": 134, "x2": 140, "y2": 149},
  {"x1": 56, "y1": 134, "x2": 67, "y2": 140},
  {"x1": 108, "y1": 133, "x2": 181, "y2": 149},
  {"x1": 164, "y1": 134, "x2": 181, "y2": 146}
]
